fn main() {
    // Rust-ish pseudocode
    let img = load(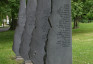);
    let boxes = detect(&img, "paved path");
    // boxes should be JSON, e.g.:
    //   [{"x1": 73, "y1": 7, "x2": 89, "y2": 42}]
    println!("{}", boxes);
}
[{"x1": 0, "y1": 27, "x2": 10, "y2": 32}]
